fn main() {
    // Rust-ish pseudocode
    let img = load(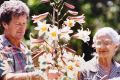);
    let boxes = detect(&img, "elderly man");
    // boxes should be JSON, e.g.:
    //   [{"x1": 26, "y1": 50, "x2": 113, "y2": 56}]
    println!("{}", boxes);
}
[{"x1": 0, "y1": 0, "x2": 60, "y2": 80}]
